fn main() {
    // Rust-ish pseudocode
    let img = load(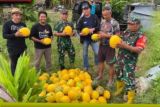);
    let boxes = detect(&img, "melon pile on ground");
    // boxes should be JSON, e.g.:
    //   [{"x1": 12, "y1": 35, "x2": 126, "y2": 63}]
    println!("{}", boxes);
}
[{"x1": 37, "y1": 68, "x2": 110, "y2": 103}]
